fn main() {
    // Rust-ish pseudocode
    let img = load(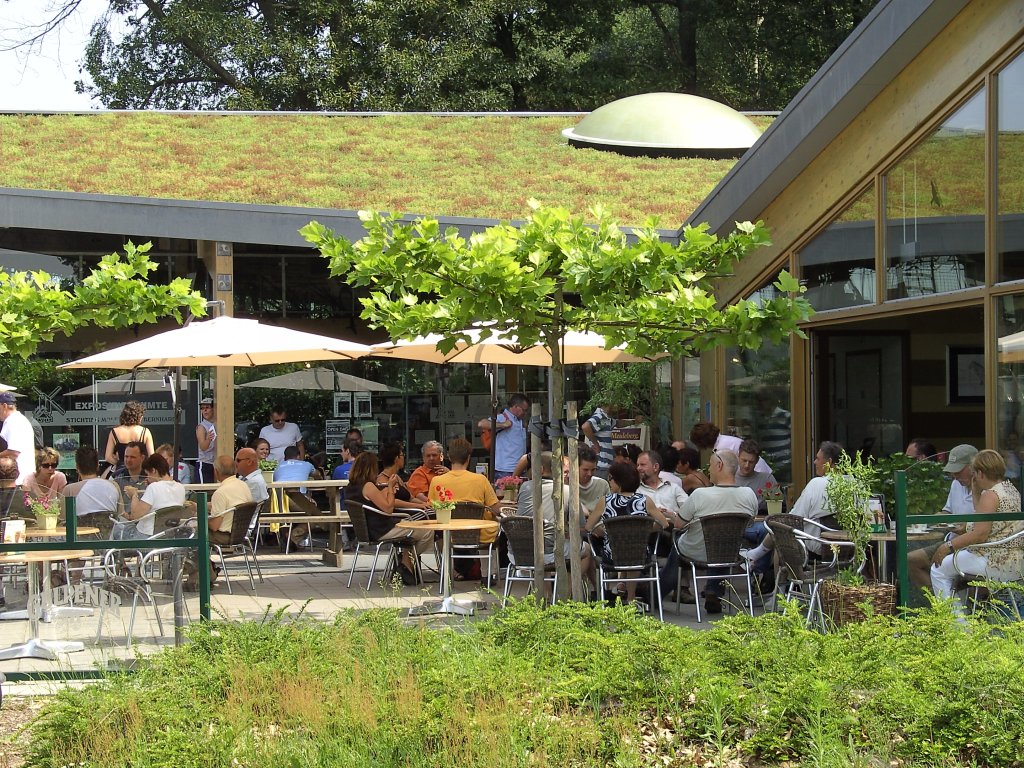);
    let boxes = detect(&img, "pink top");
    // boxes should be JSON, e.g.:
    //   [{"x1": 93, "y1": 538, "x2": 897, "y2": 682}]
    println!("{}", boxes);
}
[{"x1": 24, "y1": 471, "x2": 68, "y2": 500}]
